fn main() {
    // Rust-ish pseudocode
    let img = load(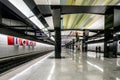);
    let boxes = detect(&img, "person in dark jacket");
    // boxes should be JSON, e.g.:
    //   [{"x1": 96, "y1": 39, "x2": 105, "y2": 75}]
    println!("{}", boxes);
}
[
  {"x1": 98, "y1": 46, "x2": 101, "y2": 53},
  {"x1": 96, "y1": 46, "x2": 98, "y2": 57},
  {"x1": 98, "y1": 46, "x2": 101, "y2": 58}
]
